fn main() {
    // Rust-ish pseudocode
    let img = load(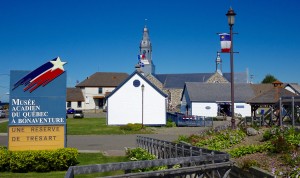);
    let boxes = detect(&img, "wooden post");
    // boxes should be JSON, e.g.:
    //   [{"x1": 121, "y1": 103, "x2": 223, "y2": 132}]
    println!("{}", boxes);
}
[
  {"x1": 271, "y1": 107, "x2": 273, "y2": 125},
  {"x1": 155, "y1": 140, "x2": 158, "y2": 157},
  {"x1": 168, "y1": 142, "x2": 172, "y2": 158},
  {"x1": 211, "y1": 151, "x2": 215, "y2": 177},
  {"x1": 158, "y1": 140, "x2": 161, "y2": 159},
  {"x1": 292, "y1": 97, "x2": 295, "y2": 127},
  {"x1": 163, "y1": 142, "x2": 166, "y2": 159},
  {"x1": 279, "y1": 98, "x2": 282, "y2": 127},
  {"x1": 175, "y1": 144, "x2": 178, "y2": 158},
  {"x1": 136, "y1": 136, "x2": 140, "y2": 147},
  {"x1": 151, "y1": 138, "x2": 154, "y2": 155}
]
